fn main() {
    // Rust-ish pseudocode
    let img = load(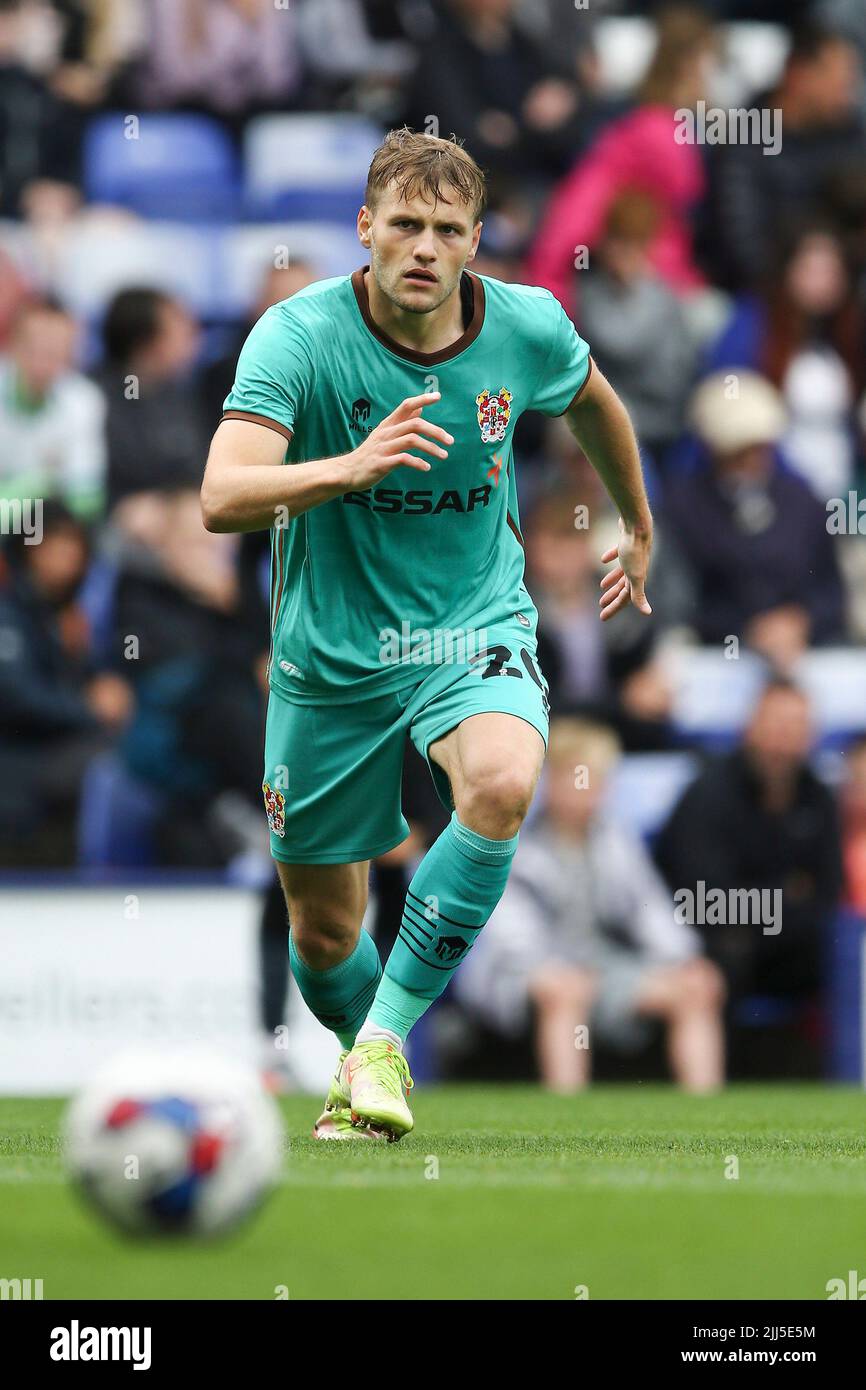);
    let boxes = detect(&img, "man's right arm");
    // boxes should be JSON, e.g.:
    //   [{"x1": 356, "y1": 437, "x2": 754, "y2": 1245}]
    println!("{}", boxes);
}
[
  {"x1": 201, "y1": 419, "x2": 349, "y2": 533},
  {"x1": 200, "y1": 393, "x2": 452, "y2": 534}
]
